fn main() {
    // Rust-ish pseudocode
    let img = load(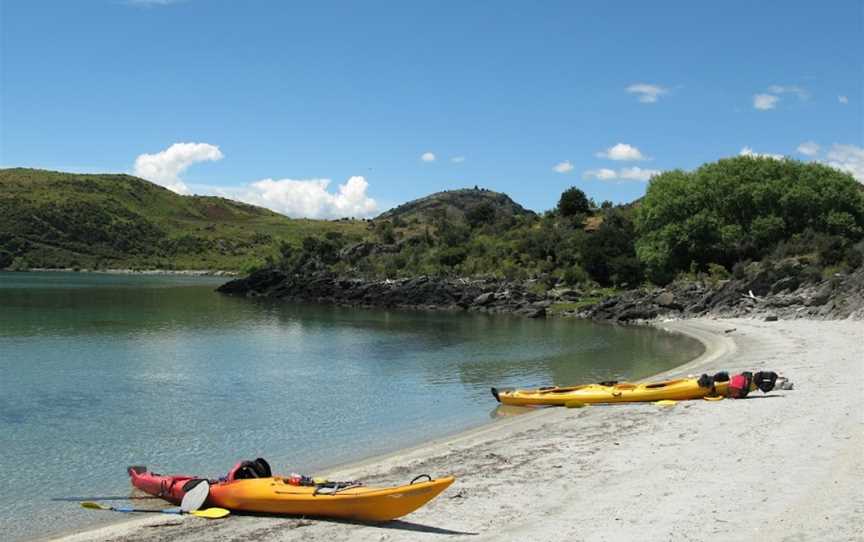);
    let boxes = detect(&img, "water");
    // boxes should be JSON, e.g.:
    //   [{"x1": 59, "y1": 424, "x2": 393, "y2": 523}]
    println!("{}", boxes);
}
[{"x1": 0, "y1": 272, "x2": 702, "y2": 540}]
